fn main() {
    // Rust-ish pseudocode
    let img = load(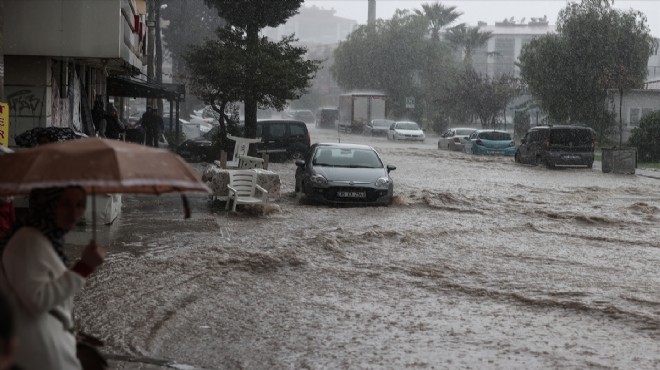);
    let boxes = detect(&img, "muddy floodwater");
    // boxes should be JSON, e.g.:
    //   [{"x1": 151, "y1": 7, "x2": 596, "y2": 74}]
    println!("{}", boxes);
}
[{"x1": 68, "y1": 125, "x2": 660, "y2": 369}]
